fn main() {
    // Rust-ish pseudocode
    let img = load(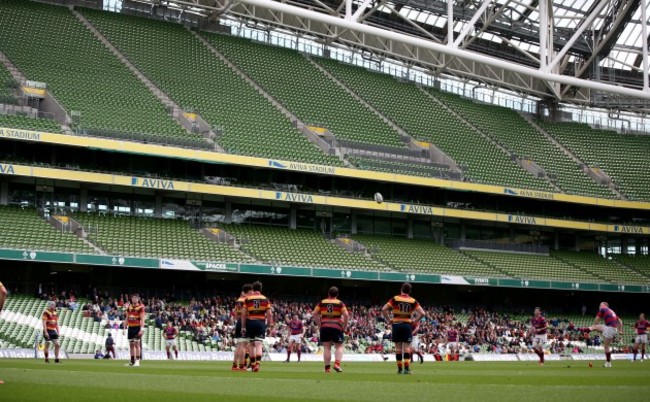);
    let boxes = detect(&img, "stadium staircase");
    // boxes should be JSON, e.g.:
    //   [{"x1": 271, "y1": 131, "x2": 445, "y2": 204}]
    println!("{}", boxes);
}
[
  {"x1": 71, "y1": 9, "x2": 221, "y2": 151},
  {"x1": 49, "y1": 214, "x2": 106, "y2": 255},
  {"x1": 539, "y1": 121, "x2": 650, "y2": 201}
]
